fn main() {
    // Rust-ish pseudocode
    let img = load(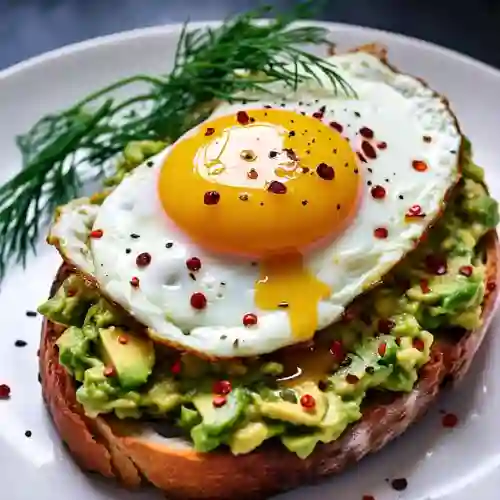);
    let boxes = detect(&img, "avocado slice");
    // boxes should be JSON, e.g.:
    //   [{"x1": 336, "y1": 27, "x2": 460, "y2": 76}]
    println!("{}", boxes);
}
[
  {"x1": 98, "y1": 327, "x2": 155, "y2": 390},
  {"x1": 192, "y1": 387, "x2": 249, "y2": 436},
  {"x1": 257, "y1": 381, "x2": 327, "y2": 426}
]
